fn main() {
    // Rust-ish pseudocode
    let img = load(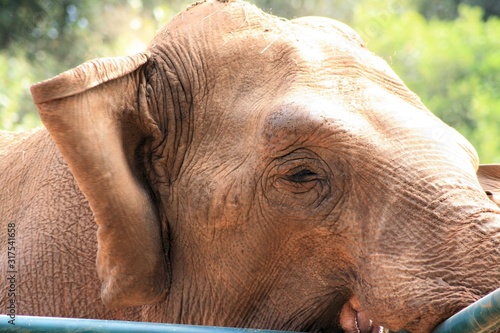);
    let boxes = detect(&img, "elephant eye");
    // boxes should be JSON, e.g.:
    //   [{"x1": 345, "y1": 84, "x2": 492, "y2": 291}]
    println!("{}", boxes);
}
[
  {"x1": 277, "y1": 165, "x2": 326, "y2": 195},
  {"x1": 264, "y1": 150, "x2": 338, "y2": 211},
  {"x1": 286, "y1": 169, "x2": 320, "y2": 183}
]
